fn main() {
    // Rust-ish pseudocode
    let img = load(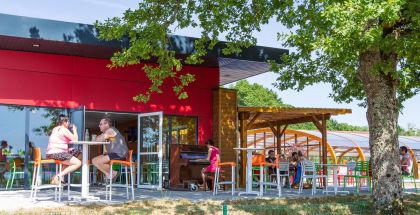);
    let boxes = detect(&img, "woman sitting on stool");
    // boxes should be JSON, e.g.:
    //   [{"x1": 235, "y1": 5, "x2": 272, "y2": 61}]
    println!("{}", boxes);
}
[{"x1": 199, "y1": 139, "x2": 220, "y2": 190}]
